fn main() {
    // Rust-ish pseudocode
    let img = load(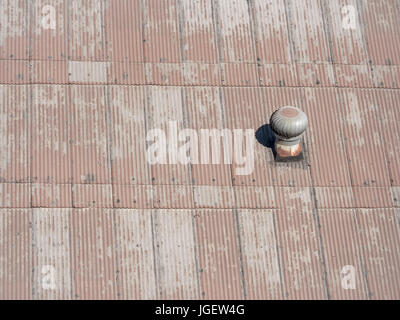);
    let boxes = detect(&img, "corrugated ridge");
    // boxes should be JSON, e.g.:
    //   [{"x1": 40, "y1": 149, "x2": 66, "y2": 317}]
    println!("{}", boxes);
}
[
  {"x1": 31, "y1": 183, "x2": 72, "y2": 208},
  {"x1": 372, "y1": 65, "x2": 400, "y2": 89},
  {"x1": 72, "y1": 184, "x2": 112, "y2": 208},
  {"x1": 276, "y1": 207, "x2": 326, "y2": 299},
  {"x1": 30, "y1": 85, "x2": 70, "y2": 184},
  {"x1": 108, "y1": 86, "x2": 150, "y2": 185},
  {"x1": 296, "y1": 63, "x2": 336, "y2": 87},
  {"x1": 145, "y1": 63, "x2": 184, "y2": 86},
  {"x1": 152, "y1": 209, "x2": 198, "y2": 299},
  {"x1": 104, "y1": 0, "x2": 143, "y2": 62},
  {"x1": 191, "y1": 164, "x2": 232, "y2": 186},
  {"x1": 0, "y1": 183, "x2": 30, "y2": 208},
  {"x1": 356, "y1": 208, "x2": 400, "y2": 299},
  {"x1": 143, "y1": 0, "x2": 181, "y2": 63},
  {"x1": 193, "y1": 186, "x2": 234, "y2": 209},
  {"x1": 238, "y1": 209, "x2": 281, "y2": 299},
  {"x1": 337, "y1": 88, "x2": 391, "y2": 187},
  {"x1": 303, "y1": 87, "x2": 351, "y2": 187},
  {"x1": 69, "y1": 85, "x2": 111, "y2": 184},
  {"x1": 234, "y1": 186, "x2": 276, "y2": 209},
  {"x1": 353, "y1": 187, "x2": 392, "y2": 208},
  {"x1": 68, "y1": 61, "x2": 108, "y2": 84},
  {"x1": 222, "y1": 87, "x2": 275, "y2": 186},
  {"x1": 112, "y1": 185, "x2": 154, "y2": 209},
  {"x1": 325, "y1": 0, "x2": 368, "y2": 64},
  {"x1": 68, "y1": 0, "x2": 105, "y2": 61},
  {"x1": 252, "y1": 0, "x2": 291, "y2": 63},
  {"x1": 391, "y1": 187, "x2": 400, "y2": 207},
  {"x1": 182, "y1": 63, "x2": 220, "y2": 86},
  {"x1": 276, "y1": 187, "x2": 326, "y2": 299},
  {"x1": 334, "y1": 64, "x2": 373, "y2": 88},
  {"x1": 114, "y1": 209, "x2": 156, "y2": 299},
  {"x1": 107, "y1": 62, "x2": 146, "y2": 85},
  {"x1": 180, "y1": 0, "x2": 218, "y2": 63},
  {"x1": 216, "y1": 0, "x2": 256, "y2": 63},
  {"x1": 195, "y1": 209, "x2": 243, "y2": 299},
  {"x1": 32, "y1": 208, "x2": 72, "y2": 300},
  {"x1": 375, "y1": 89, "x2": 400, "y2": 185},
  {"x1": 0, "y1": 209, "x2": 32, "y2": 300},
  {"x1": 70, "y1": 208, "x2": 117, "y2": 299},
  {"x1": 153, "y1": 185, "x2": 193, "y2": 209},
  {"x1": 314, "y1": 187, "x2": 354, "y2": 209},
  {"x1": 146, "y1": 86, "x2": 190, "y2": 185},
  {"x1": 285, "y1": 0, "x2": 330, "y2": 63},
  {"x1": 184, "y1": 86, "x2": 232, "y2": 185},
  {"x1": 221, "y1": 63, "x2": 258, "y2": 86},
  {"x1": 29, "y1": 0, "x2": 67, "y2": 60},
  {"x1": 318, "y1": 209, "x2": 368, "y2": 299},
  {"x1": 0, "y1": 0, "x2": 29, "y2": 60},
  {"x1": 0, "y1": 60, "x2": 29, "y2": 84},
  {"x1": 259, "y1": 64, "x2": 298, "y2": 87},
  {"x1": 0, "y1": 85, "x2": 29, "y2": 182},
  {"x1": 361, "y1": 0, "x2": 400, "y2": 65},
  {"x1": 30, "y1": 61, "x2": 68, "y2": 84}
]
